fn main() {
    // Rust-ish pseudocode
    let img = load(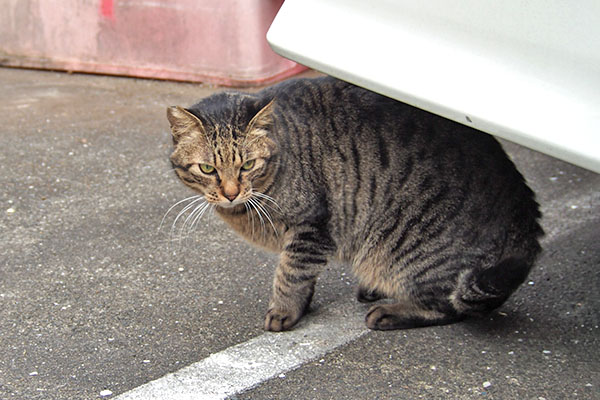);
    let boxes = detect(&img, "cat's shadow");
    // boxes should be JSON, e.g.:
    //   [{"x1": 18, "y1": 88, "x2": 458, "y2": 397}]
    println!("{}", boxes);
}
[
  {"x1": 458, "y1": 306, "x2": 571, "y2": 344},
  {"x1": 460, "y1": 311, "x2": 532, "y2": 337}
]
